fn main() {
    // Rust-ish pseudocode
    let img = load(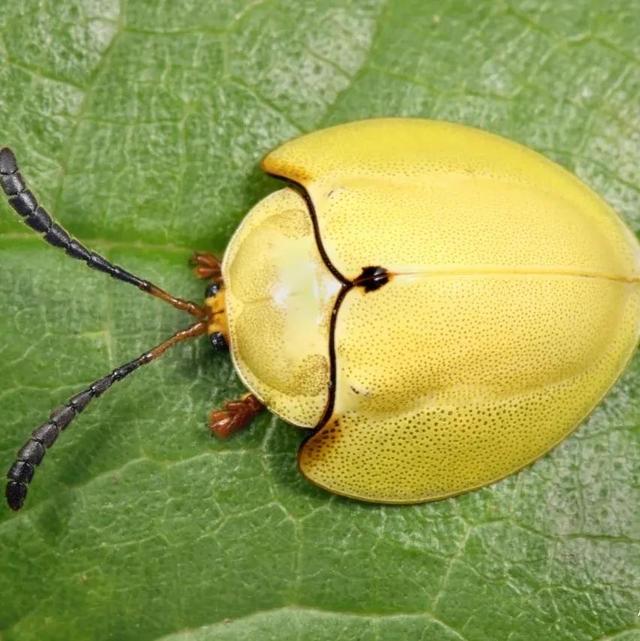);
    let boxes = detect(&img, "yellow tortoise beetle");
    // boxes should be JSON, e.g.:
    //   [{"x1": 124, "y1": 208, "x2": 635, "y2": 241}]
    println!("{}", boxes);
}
[{"x1": 4, "y1": 118, "x2": 640, "y2": 510}]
